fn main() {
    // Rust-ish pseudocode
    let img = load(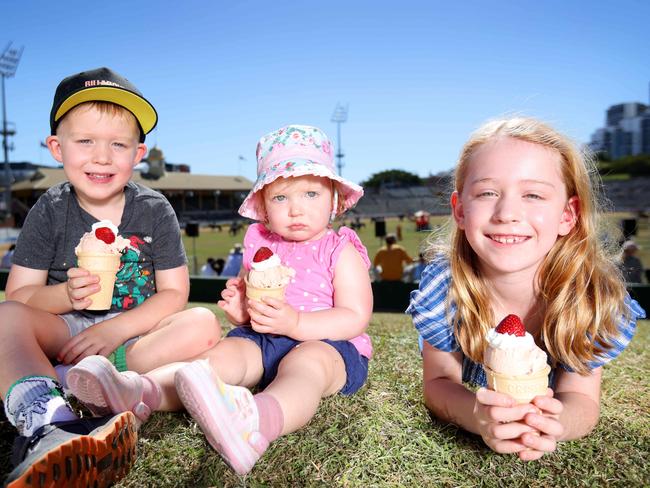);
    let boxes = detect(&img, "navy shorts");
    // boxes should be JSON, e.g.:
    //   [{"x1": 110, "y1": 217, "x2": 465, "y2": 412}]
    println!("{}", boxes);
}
[{"x1": 227, "y1": 327, "x2": 369, "y2": 395}]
